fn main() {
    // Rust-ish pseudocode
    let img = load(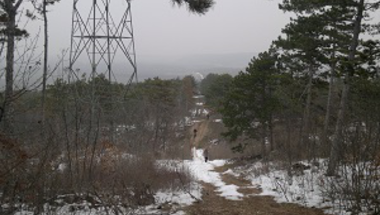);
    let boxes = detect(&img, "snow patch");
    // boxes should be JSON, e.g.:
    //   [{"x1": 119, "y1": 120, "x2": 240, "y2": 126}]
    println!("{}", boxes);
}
[
  {"x1": 235, "y1": 159, "x2": 374, "y2": 215},
  {"x1": 155, "y1": 182, "x2": 202, "y2": 206},
  {"x1": 184, "y1": 148, "x2": 243, "y2": 200}
]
